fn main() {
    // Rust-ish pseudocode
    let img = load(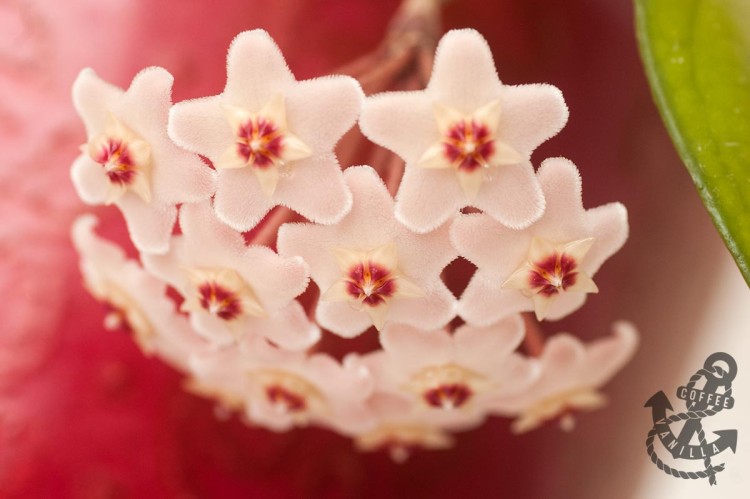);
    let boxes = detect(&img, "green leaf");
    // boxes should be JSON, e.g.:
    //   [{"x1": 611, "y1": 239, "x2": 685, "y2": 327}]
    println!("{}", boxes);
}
[{"x1": 635, "y1": 0, "x2": 750, "y2": 286}]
